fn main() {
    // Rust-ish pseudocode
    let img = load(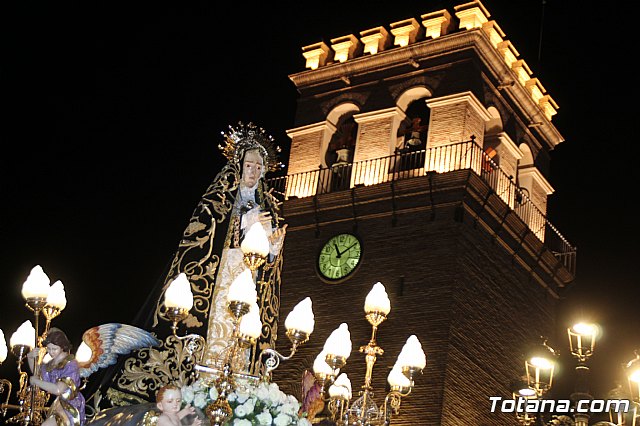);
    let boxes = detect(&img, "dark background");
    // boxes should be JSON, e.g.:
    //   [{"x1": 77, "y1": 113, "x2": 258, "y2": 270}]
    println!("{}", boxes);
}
[{"x1": 1, "y1": 0, "x2": 638, "y2": 414}]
